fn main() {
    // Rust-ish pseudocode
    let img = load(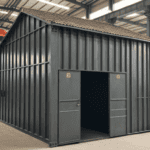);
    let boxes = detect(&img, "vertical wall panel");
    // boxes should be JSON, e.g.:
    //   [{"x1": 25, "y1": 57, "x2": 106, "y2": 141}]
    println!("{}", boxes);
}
[
  {"x1": 58, "y1": 28, "x2": 63, "y2": 69},
  {"x1": 25, "y1": 15, "x2": 29, "y2": 131},
  {"x1": 146, "y1": 44, "x2": 149, "y2": 130},
  {"x1": 131, "y1": 41, "x2": 137, "y2": 132},
  {"x1": 0, "y1": 47, "x2": 1, "y2": 119},
  {"x1": 9, "y1": 41, "x2": 12, "y2": 124},
  {"x1": 63, "y1": 28, "x2": 70, "y2": 70},
  {"x1": 30, "y1": 16, "x2": 35, "y2": 133},
  {"x1": 49, "y1": 25, "x2": 58, "y2": 145},
  {"x1": 13, "y1": 41, "x2": 16, "y2": 126},
  {"x1": 41, "y1": 26, "x2": 46, "y2": 138},
  {"x1": 21, "y1": 17, "x2": 25, "y2": 129},
  {"x1": 1, "y1": 48, "x2": 3, "y2": 120},
  {"x1": 93, "y1": 34, "x2": 101, "y2": 71},
  {"x1": 8, "y1": 44, "x2": 11, "y2": 124},
  {"x1": 4, "y1": 46, "x2": 6, "y2": 121},
  {"x1": 6, "y1": 45, "x2": 9, "y2": 123},
  {"x1": 35, "y1": 19, "x2": 40, "y2": 135},
  {"x1": 121, "y1": 39, "x2": 125, "y2": 72},
  {"x1": 17, "y1": 24, "x2": 20, "y2": 39},
  {"x1": 78, "y1": 31, "x2": 85, "y2": 70},
  {"x1": 47, "y1": 25, "x2": 51, "y2": 140},
  {"x1": 86, "y1": 33, "x2": 93, "y2": 71},
  {"x1": 115, "y1": 38, "x2": 120, "y2": 72},
  {"x1": 47, "y1": 26, "x2": 51, "y2": 139},
  {"x1": 45, "y1": 25, "x2": 48, "y2": 139},
  {"x1": 148, "y1": 44, "x2": 150, "y2": 130},
  {"x1": 102, "y1": 35, "x2": 108, "y2": 71},
  {"x1": 0, "y1": 47, "x2": 2, "y2": 119},
  {"x1": 17, "y1": 34, "x2": 20, "y2": 127},
  {"x1": 138, "y1": 42, "x2": 143, "y2": 131},
  {"x1": 126, "y1": 40, "x2": 131, "y2": 133},
  {"x1": 70, "y1": 29, "x2": 77, "y2": 70},
  {"x1": 4, "y1": 45, "x2": 8, "y2": 122},
  {"x1": 109, "y1": 36, "x2": 114, "y2": 72},
  {"x1": 143, "y1": 43, "x2": 147, "y2": 131}
]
